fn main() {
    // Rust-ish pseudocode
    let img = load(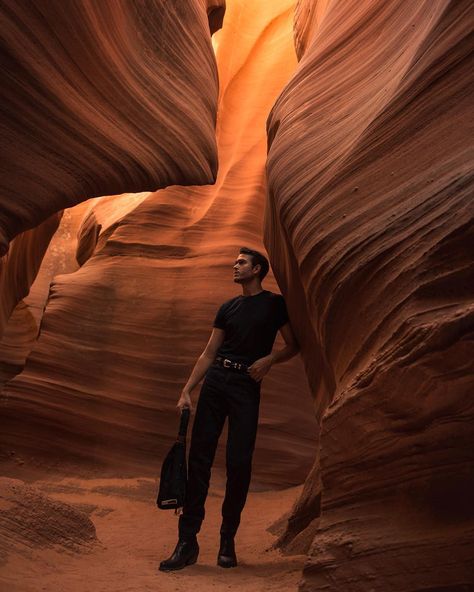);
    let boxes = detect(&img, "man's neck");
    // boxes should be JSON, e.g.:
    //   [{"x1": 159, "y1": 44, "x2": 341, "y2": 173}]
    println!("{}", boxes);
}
[{"x1": 241, "y1": 282, "x2": 264, "y2": 297}]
